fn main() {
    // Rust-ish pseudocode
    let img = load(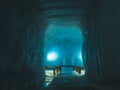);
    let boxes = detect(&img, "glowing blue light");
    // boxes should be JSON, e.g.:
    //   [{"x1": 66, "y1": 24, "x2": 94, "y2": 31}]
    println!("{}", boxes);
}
[
  {"x1": 79, "y1": 52, "x2": 83, "y2": 61},
  {"x1": 47, "y1": 52, "x2": 58, "y2": 61}
]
